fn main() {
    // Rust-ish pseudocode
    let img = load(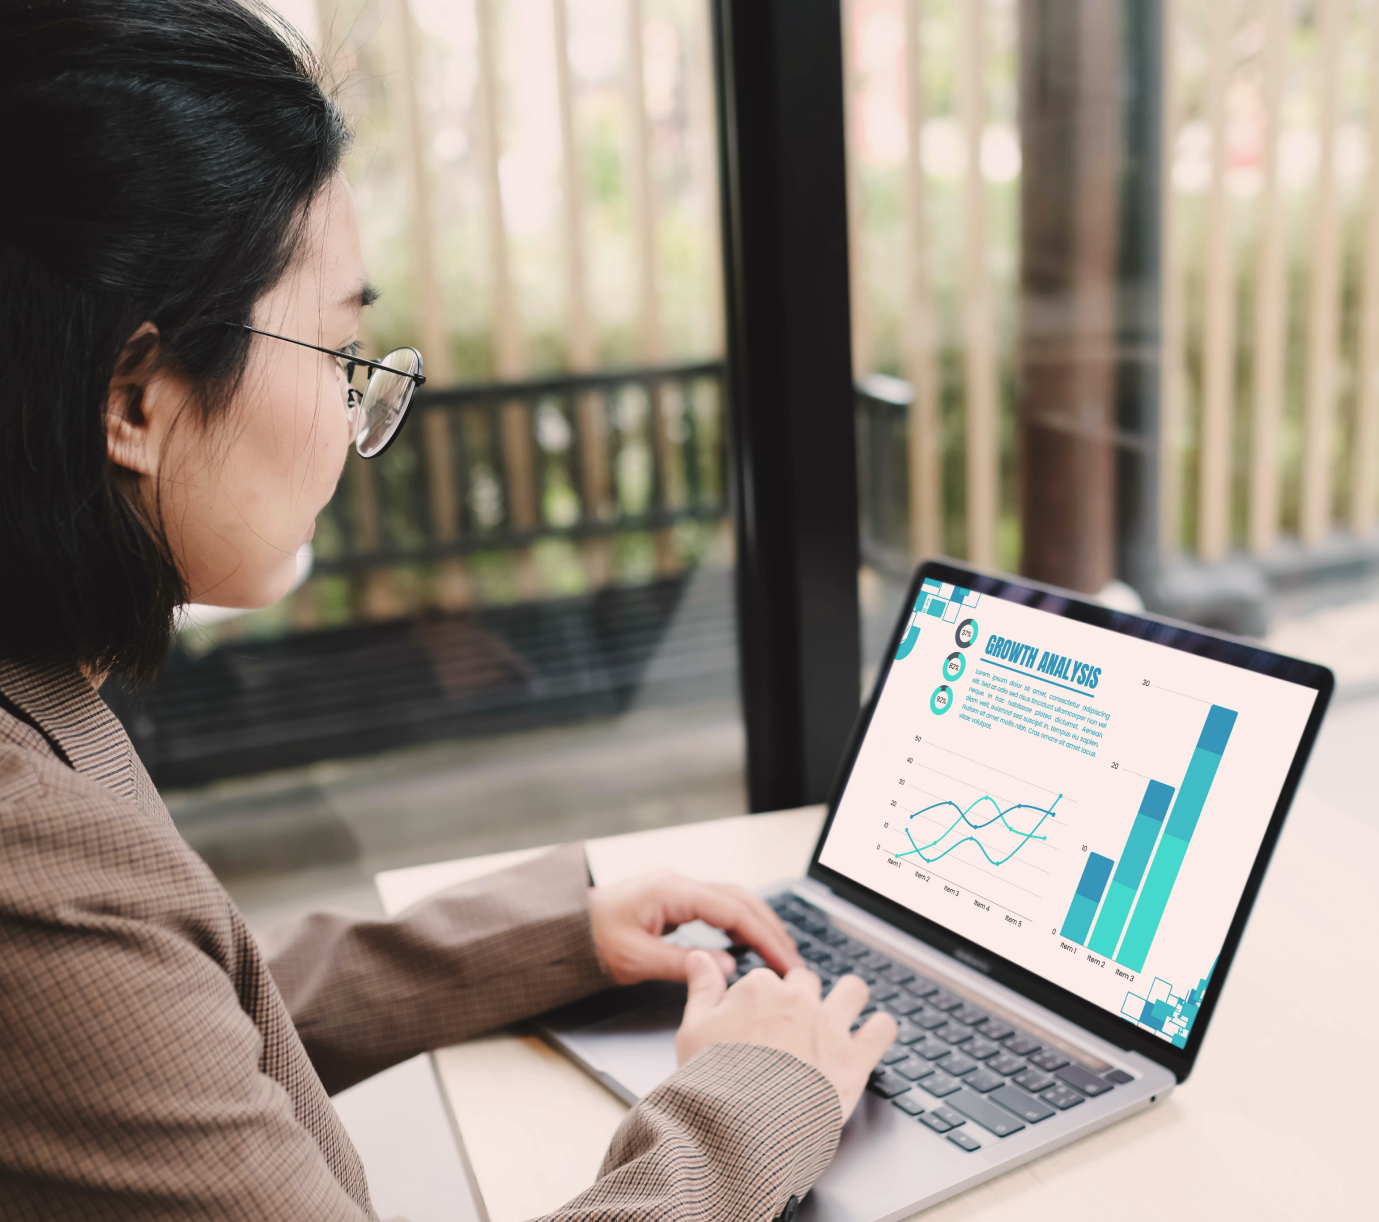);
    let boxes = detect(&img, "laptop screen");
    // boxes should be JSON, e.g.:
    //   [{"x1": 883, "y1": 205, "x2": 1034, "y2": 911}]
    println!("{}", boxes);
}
[{"x1": 817, "y1": 575, "x2": 1319, "y2": 1051}]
